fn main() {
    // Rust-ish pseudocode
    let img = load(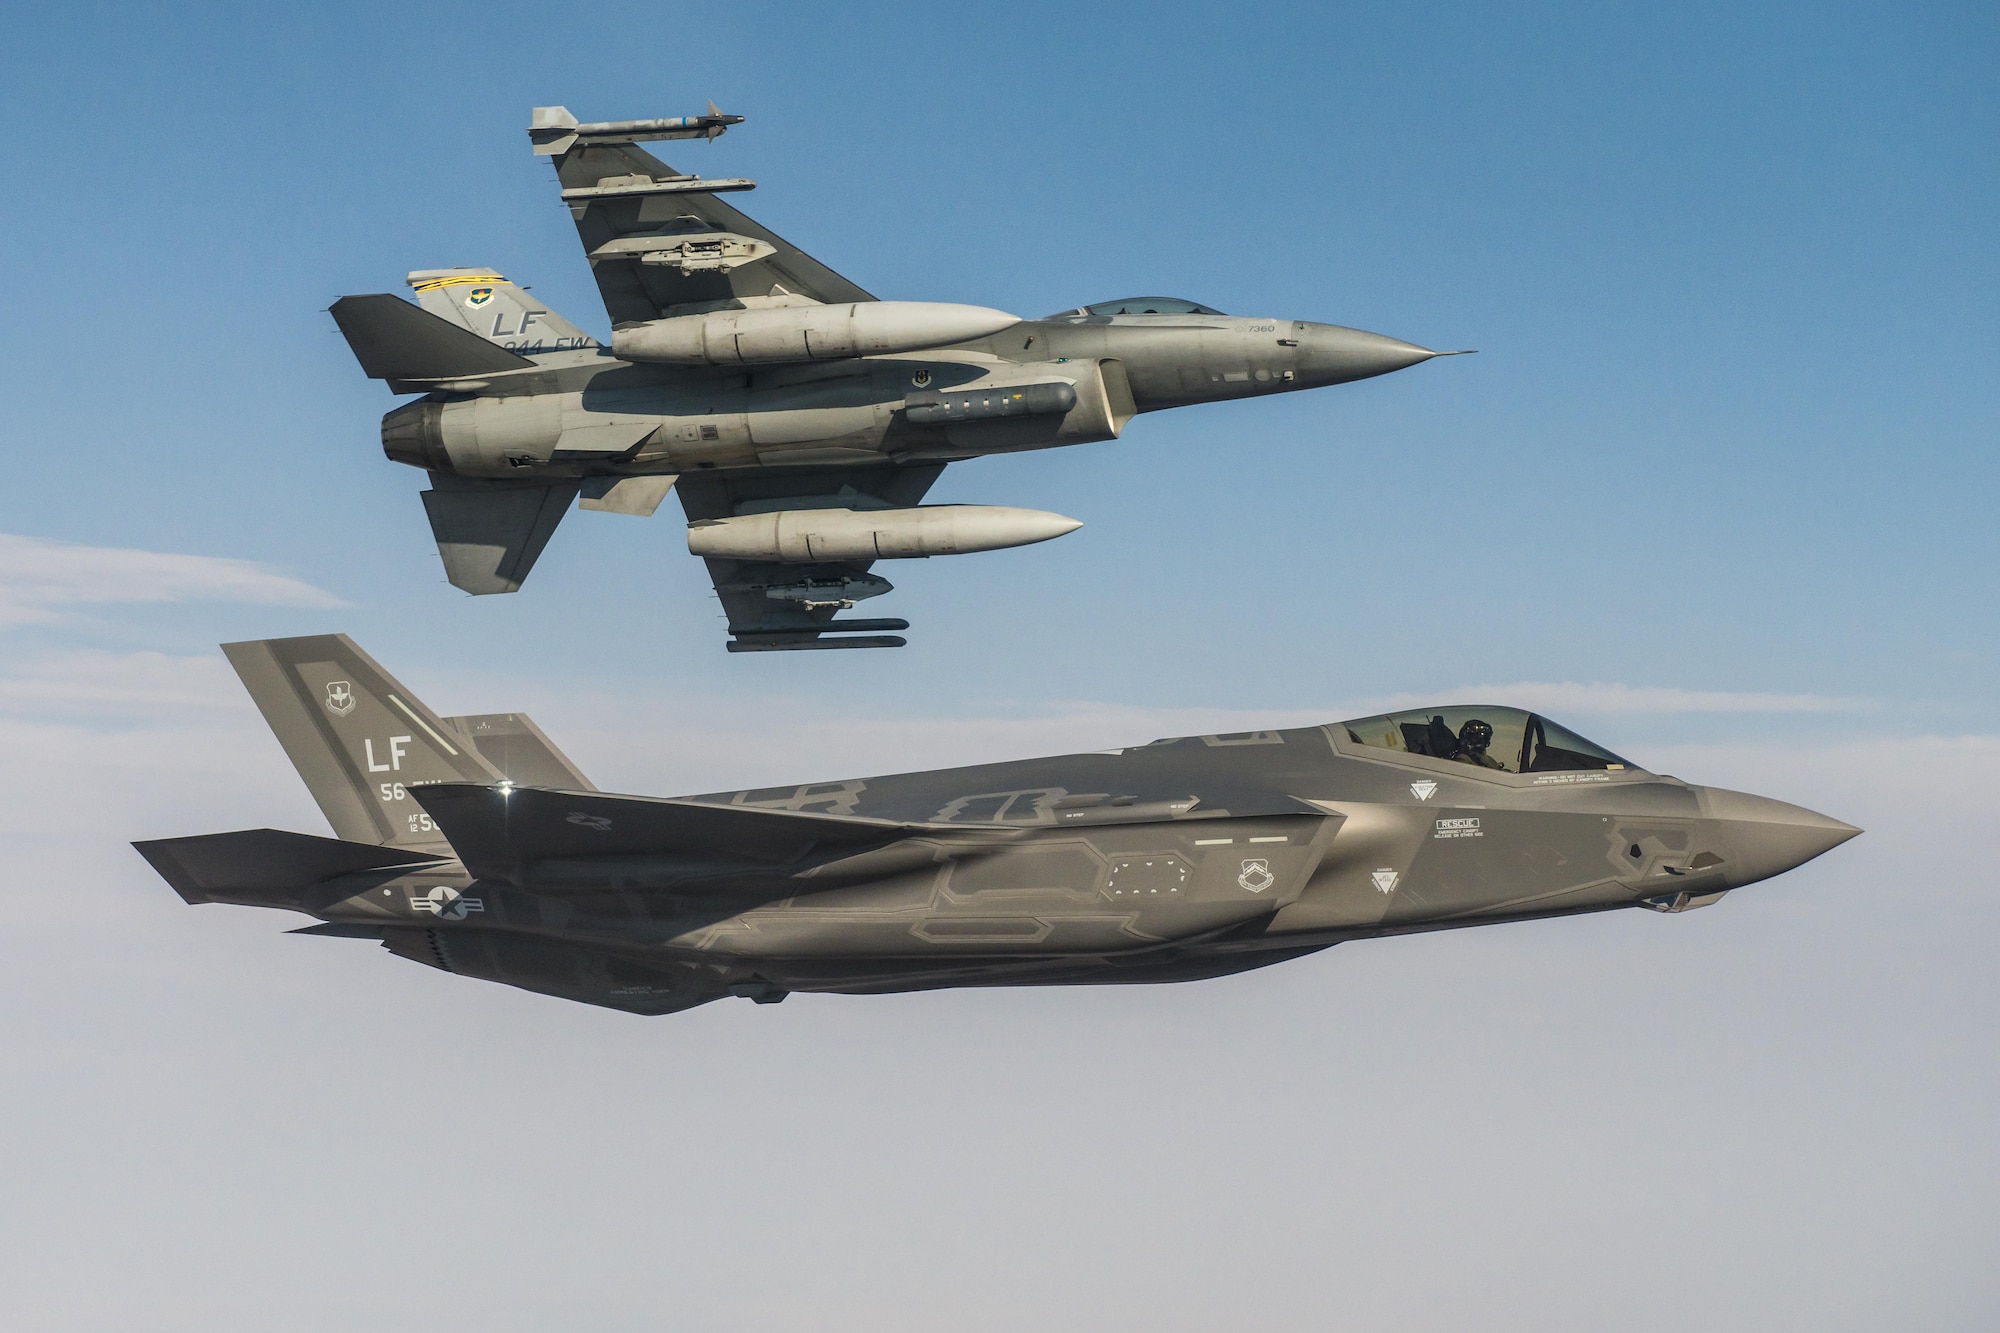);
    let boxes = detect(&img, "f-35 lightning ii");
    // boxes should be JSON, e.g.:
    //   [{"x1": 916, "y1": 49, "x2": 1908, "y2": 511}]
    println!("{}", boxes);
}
[
  {"x1": 135, "y1": 636, "x2": 1858, "y2": 1016},
  {"x1": 329, "y1": 106, "x2": 1460, "y2": 651}
]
